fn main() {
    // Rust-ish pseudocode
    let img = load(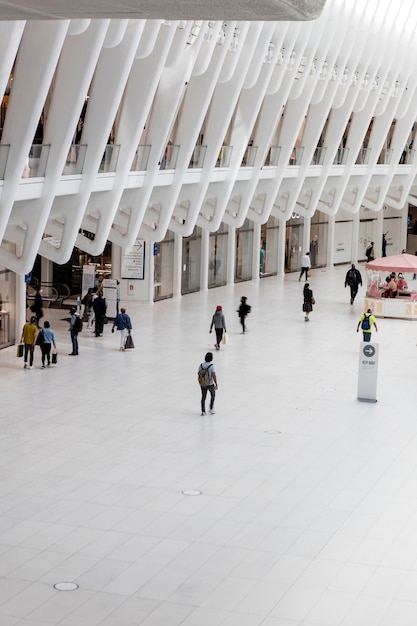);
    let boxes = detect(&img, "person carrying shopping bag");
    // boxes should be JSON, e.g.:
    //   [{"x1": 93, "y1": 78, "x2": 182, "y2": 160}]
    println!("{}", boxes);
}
[{"x1": 112, "y1": 307, "x2": 132, "y2": 351}]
